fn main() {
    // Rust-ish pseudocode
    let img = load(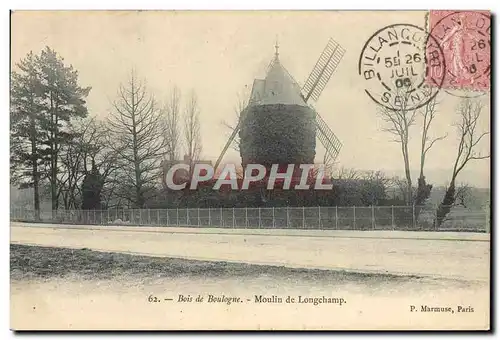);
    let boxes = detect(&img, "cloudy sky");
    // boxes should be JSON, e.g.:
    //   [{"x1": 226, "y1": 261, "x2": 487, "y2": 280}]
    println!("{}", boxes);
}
[{"x1": 11, "y1": 11, "x2": 491, "y2": 187}]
